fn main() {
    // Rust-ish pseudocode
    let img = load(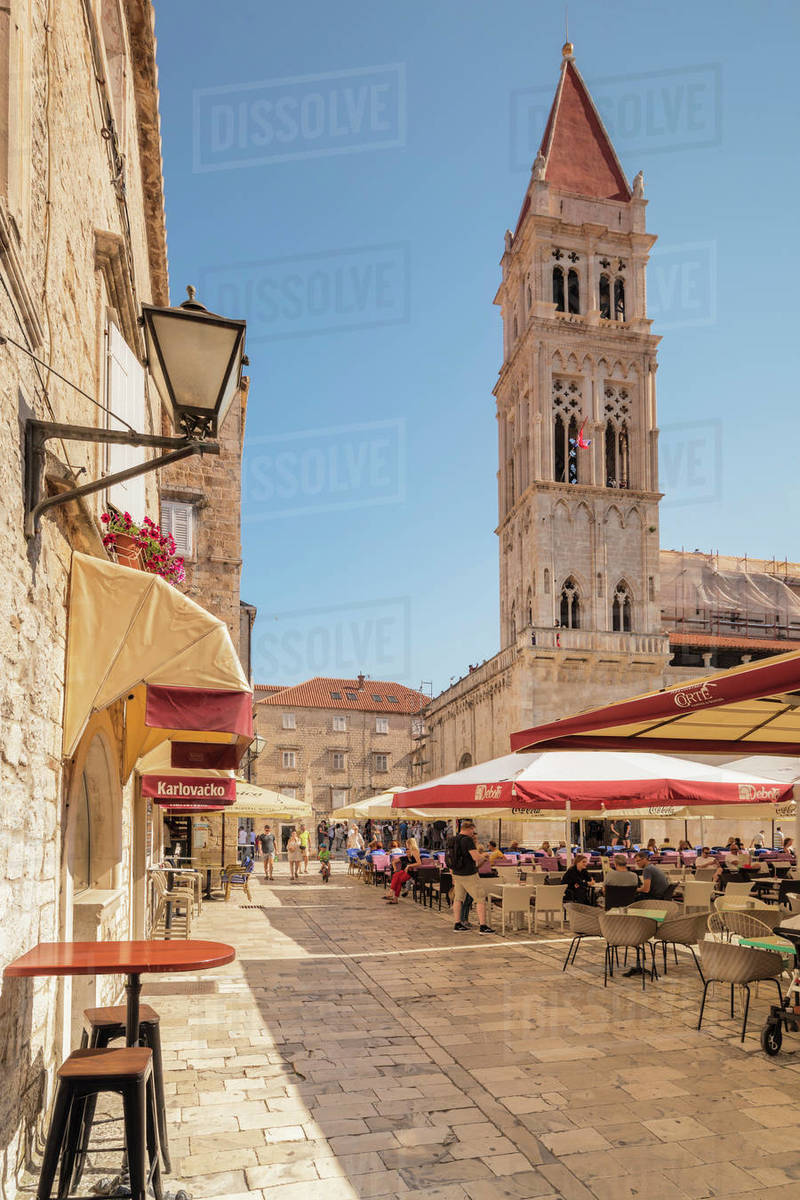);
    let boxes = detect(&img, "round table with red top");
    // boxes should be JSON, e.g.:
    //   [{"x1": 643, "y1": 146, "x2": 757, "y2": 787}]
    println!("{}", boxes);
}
[{"x1": 4, "y1": 940, "x2": 235, "y2": 1046}]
